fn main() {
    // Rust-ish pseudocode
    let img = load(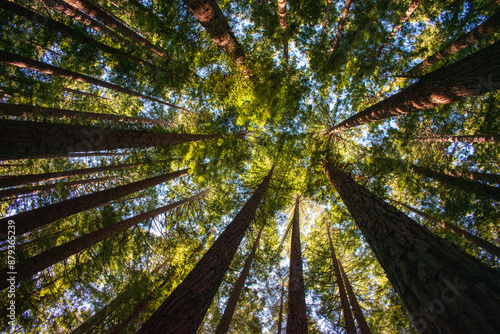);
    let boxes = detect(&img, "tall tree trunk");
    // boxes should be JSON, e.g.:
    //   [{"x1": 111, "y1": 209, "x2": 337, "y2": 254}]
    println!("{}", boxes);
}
[
  {"x1": 408, "y1": 11, "x2": 500, "y2": 75},
  {"x1": 330, "y1": 39, "x2": 500, "y2": 132},
  {"x1": 415, "y1": 134, "x2": 499, "y2": 143},
  {"x1": 0, "y1": 50, "x2": 188, "y2": 111},
  {"x1": 277, "y1": 279, "x2": 285, "y2": 334},
  {"x1": 110, "y1": 299, "x2": 149, "y2": 334},
  {"x1": 321, "y1": 0, "x2": 334, "y2": 36},
  {"x1": 0, "y1": 190, "x2": 204, "y2": 290},
  {"x1": 0, "y1": 104, "x2": 174, "y2": 126},
  {"x1": 0, "y1": 119, "x2": 219, "y2": 160},
  {"x1": 181, "y1": 0, "x2": 250, "y2": 77},
  {"x1": 62, "y1": 87, "x2": 111, "y2": 100},
  {"x1": 338, "y1": 261, "x2": 371, "y2": 334},
  {"x1": 323, "y1": 161, "x2": 500, "y2": 333},
  {"x1": 276, "y1": 0, "x2": 289, "y2": 66},
  {"x1": 286, "y1": 195, "x2": 308, "y2": 334},
  {"x1": 411, "y1": 165, "x2": 500, "y2": 202},
  {"x1": 215, "y1": 228, "x2": 262, "y2": 334},
  {"x1": 67, "y1": 152, "x2": 130, "y2": 158},
  {"x1": 0, "y1": 161, "x2": 144, "y2": 188},
  {"x1": 327, "y1": 0, "x2": 353, "y2": 59},
  {"x1": 326, "y1": 227, "x2": 356, "y2": 334},
  {"x1": 389, "y1": 199, "x2": 500, "y2": 259},
  {"x1": 0, "y1": 169, "x2": 188, "y2": 240},
  {"x1": 0, "y1": 176, "x2": 113, "y2": 199},
  {"x1": 138, "y1": 168, "x2": 273, "y2": 334},
  {"x1": 446, "y1": 170, "x2": 500, "y2": 185}
]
